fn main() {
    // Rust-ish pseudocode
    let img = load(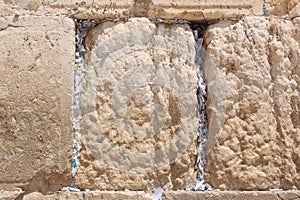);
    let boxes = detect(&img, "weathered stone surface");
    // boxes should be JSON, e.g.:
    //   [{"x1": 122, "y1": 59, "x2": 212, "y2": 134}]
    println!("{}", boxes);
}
[
  {"x1": 265, "y1": 0, "x2": 300, "y2": 17},
  {"x1": 1, "y1": 191, "x2": 152, "y2": 200},
  {"x1": 289, "y1": 1, "x2": 300, "y2": 19},
  {"x1": 2, "y1": 190, "x2": 300, "y2": 200},
  {"x1": 65, "y1": 191, "x2": 152, "y2": 200},
  {"x1": 1, "y1": 0, "x2": 299, "y2": 194},
  {"x1": 147, "y1": 0, "x2": 263, "y2": 21},
  {"x1": 203, "y1": 16, "x2": 300, "y2": 190},
  {"x1": 76, "y1": 18, "x2": 197, "y2": 190},
  {"x1": 3, "y1": 0, "x2": 263, "y2": 20},
  {"x1": 60, "y1": 191, "x2": 151, "y2": 200},
  {"x1": 0, "y1": 191, "x2": 23, "y2": 200},
  {"x1": 3, "y1": 0, "x2": 133, "y2": 19},
  {"x1": 0, "y1": 15, "x2": 74, "y2": 192},
  {"x1": 22, "y1": 192, "x2": 58, "y2": 200},
  {"x1": 163, "y1": 190, "x2": 300, "y2": 200}
]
